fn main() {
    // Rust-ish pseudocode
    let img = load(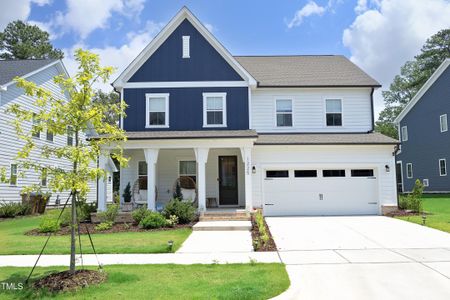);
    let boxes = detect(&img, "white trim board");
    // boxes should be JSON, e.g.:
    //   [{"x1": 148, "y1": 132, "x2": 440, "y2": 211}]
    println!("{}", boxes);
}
[
  {"x1": 395, "y1": 58, "x2": 450, "y2": 124},
  {"x1": 112, "y1": 7, "x2": 257, "y2": 89},
  {"x1": 123, "y1": 81, "x2": 248, "y2": 88}
]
